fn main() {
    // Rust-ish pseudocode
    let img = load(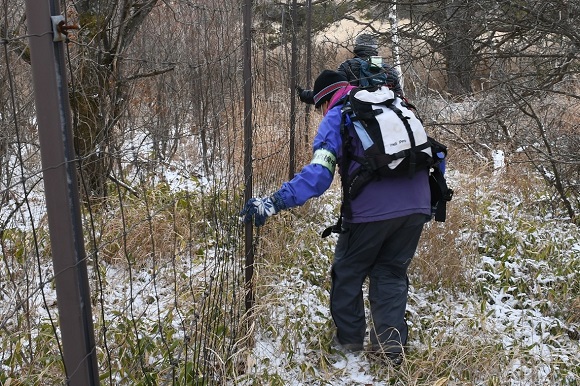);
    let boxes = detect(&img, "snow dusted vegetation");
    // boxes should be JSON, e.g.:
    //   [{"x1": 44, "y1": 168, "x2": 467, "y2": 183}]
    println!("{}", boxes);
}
[
  {"x1": 238, "y1": 168, "x2": 580, "y2": 385},
  {"x1": 1, "y1": 139, "x2": 579, "y2": 385}
]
